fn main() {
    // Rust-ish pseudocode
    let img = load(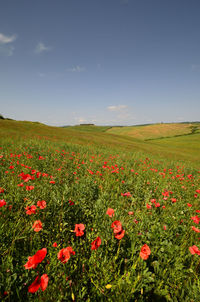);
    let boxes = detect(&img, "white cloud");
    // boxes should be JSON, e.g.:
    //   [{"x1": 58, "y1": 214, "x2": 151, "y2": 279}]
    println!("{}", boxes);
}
[
  {"x1": 67, "y1": 65, "x2": 86, "y2": 72},
  {"x1": 0, "y1": 33, "x2": 17, "y2": 56},
  {"x1": 79, "y1": 118, "x2": 87, "y2": 123},
  {"x1": 35, "y1": 42, "x2": 51, "y2": 54},
  {"x1": 107, "y1": 105, "x2": 128, "y2": 112},
  {"x1": 0, "y1": 33, "x2": 17, "y2": 44}
]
